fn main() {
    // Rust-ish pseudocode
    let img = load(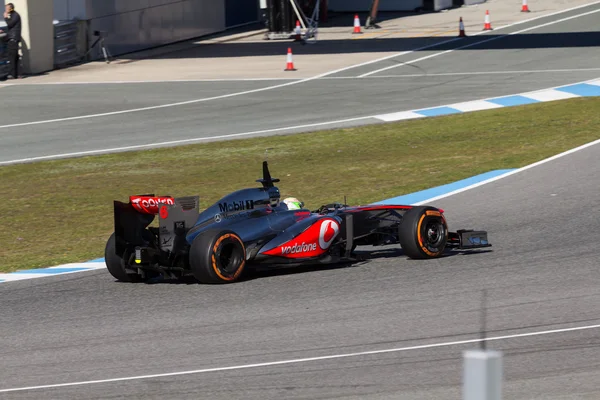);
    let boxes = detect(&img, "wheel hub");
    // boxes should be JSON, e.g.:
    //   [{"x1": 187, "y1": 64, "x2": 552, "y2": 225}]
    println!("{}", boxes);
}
[{"x1": 427, "y1": 225, "x2": 439, "y2": 242}]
